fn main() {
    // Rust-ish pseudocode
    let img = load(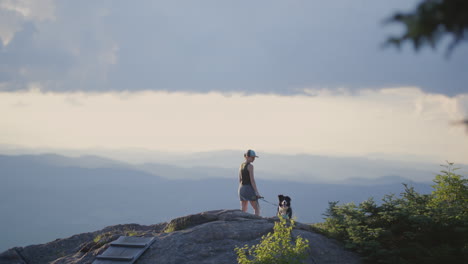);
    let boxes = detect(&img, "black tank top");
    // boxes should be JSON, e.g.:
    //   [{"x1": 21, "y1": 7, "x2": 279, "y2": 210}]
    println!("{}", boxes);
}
[{"x1": 240, "y1": 162, "x2": 251, "y2": 185}]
